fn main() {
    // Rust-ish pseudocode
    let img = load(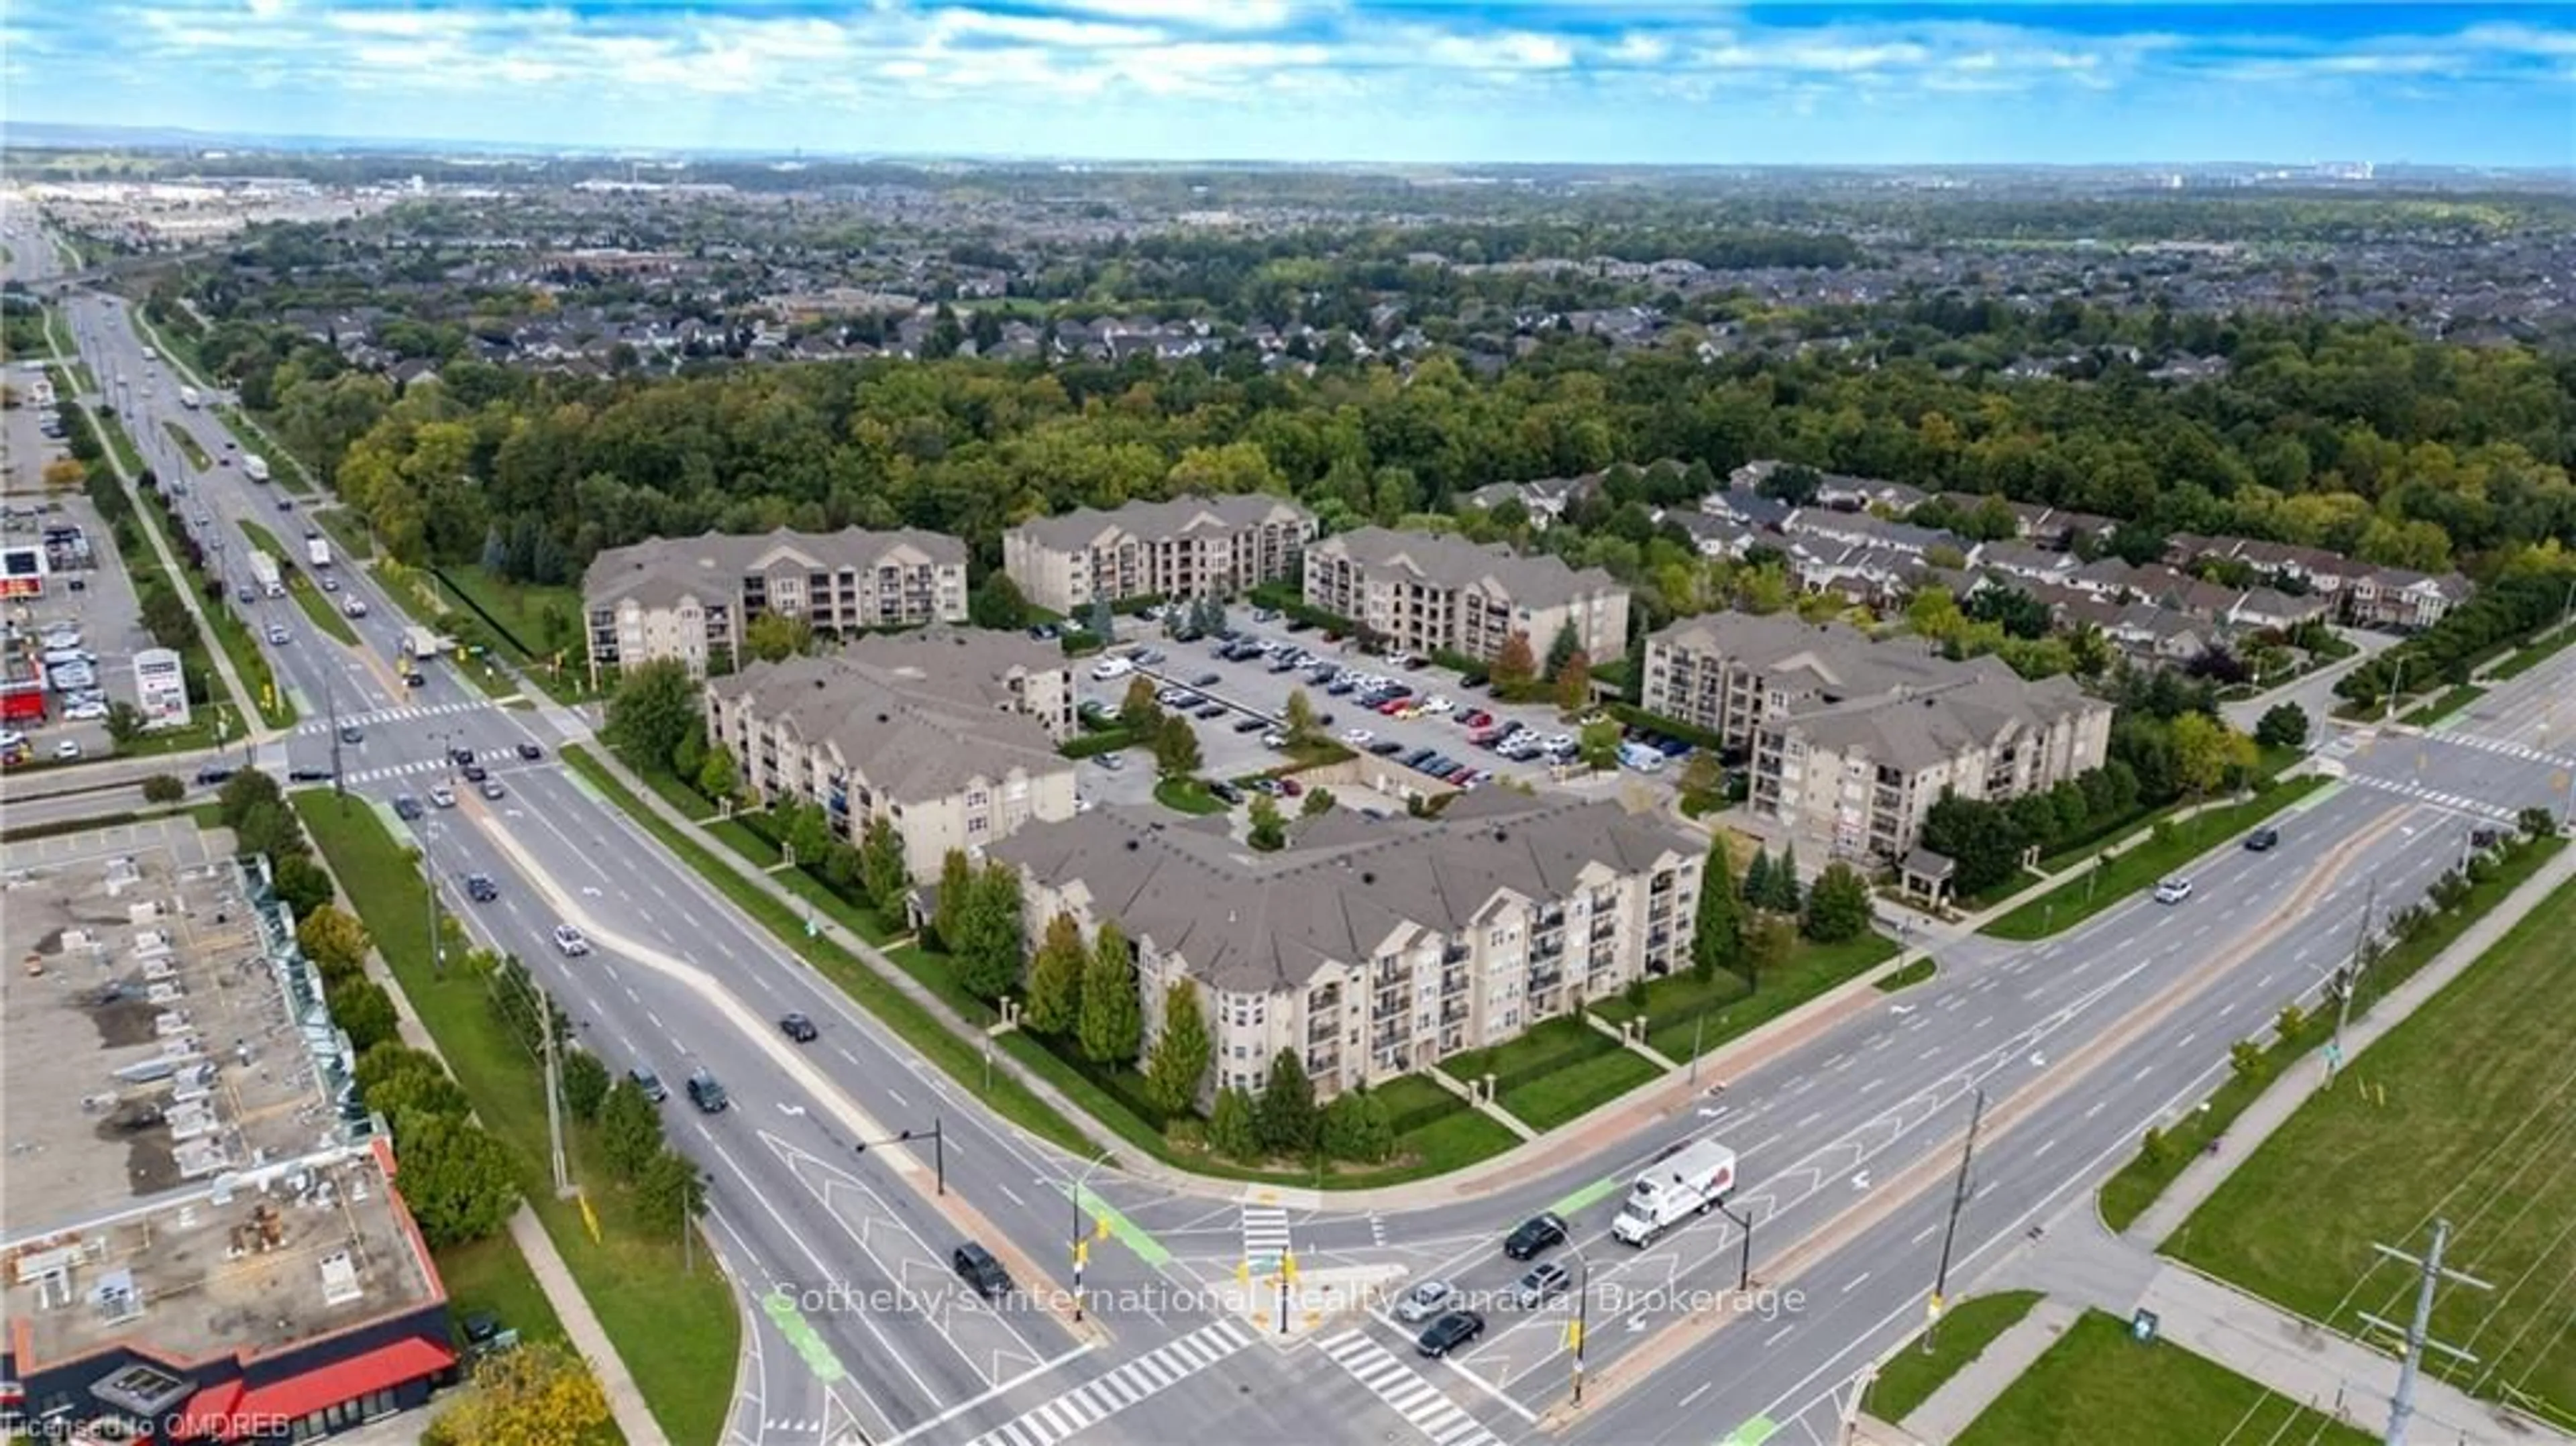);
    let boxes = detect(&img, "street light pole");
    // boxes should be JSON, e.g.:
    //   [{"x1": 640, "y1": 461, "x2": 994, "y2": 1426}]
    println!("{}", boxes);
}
[
  {"x1": 1568, "y1": 1243, "x2": 1592, "y2": 1406},
  {"x1": 1071, "y1": 1149, "x2": 1111, "y2": 1323}
]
